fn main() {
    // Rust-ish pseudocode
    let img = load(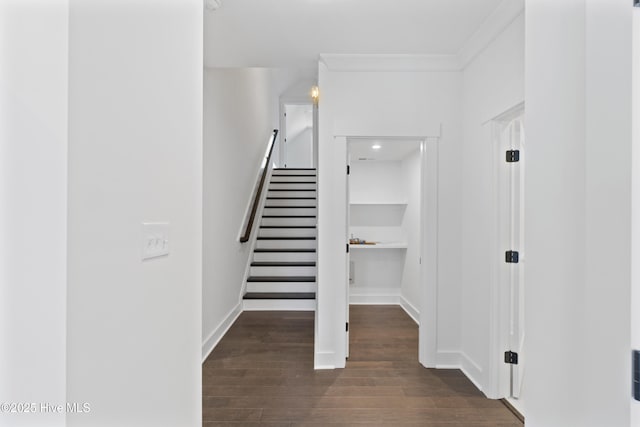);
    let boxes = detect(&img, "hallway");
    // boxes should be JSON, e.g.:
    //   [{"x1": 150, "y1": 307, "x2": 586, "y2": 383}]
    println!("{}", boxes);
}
[{"x1": 202, "y1": 306, "x2": 523, "y2": 426}]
